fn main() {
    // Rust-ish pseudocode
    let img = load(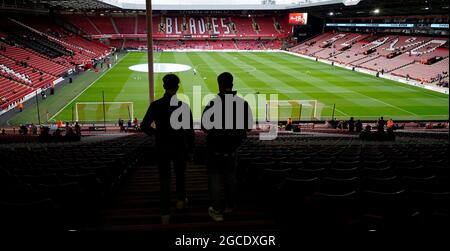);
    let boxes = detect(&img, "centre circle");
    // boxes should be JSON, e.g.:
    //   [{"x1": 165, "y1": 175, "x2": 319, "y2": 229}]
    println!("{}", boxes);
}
[{"x1": 129, "y1": 63, "x2": 192, "y2": 73}]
